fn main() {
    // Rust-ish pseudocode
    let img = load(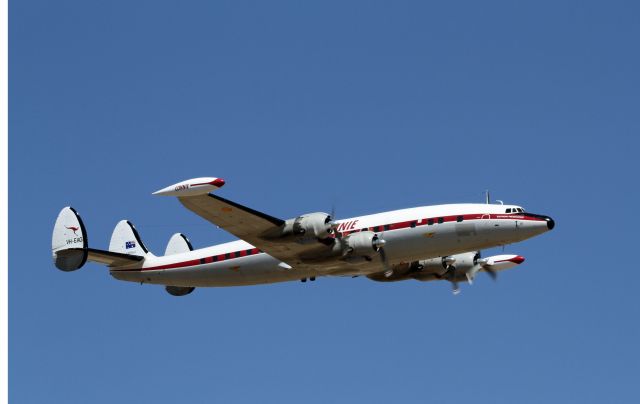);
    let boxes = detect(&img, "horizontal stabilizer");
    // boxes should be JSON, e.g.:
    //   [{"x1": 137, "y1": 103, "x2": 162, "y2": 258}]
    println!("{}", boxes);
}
[{"x1": 56, "y1": 248, "x2": 144, "y2": 267}]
